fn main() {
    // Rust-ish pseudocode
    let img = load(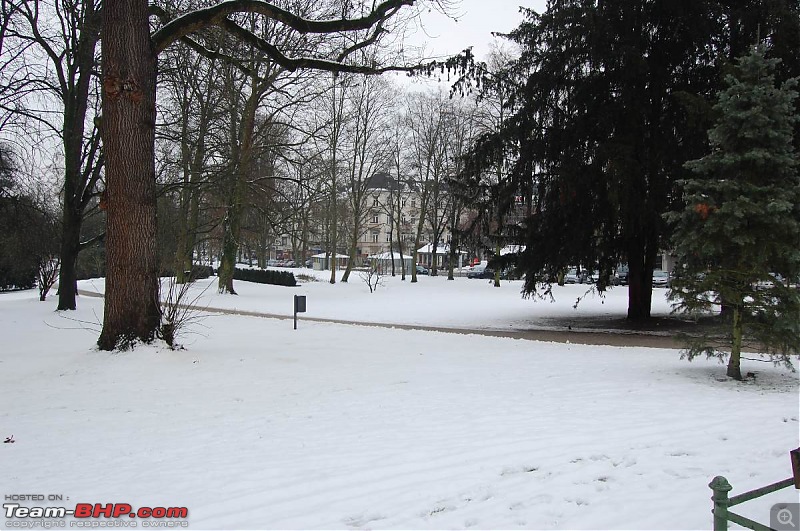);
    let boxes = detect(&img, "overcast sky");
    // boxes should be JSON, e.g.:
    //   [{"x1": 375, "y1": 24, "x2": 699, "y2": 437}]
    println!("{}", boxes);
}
[{"x1": 405, "y1": 0, "x2": 548, "y2": 63}]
